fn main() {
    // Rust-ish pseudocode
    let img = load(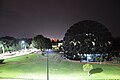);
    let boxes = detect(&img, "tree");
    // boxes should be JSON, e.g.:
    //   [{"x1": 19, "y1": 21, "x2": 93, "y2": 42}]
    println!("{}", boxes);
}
[
  {"x1": 26, "y1": 38, "x2": 32, "y2": 48},
  {"x1": 112, "y1": 37, "x2": 120, "y2": 56},
  {"x1": 32, "y1": 35, "x2": 52, "y2": 50},
  {"x1": 0, "y1": 36, "x2": 18, "y2": 52},
  {"x1": 63, "y1": 20, "x2": 113, "y2": 60},
  {"x1": 32, "y1": 35, "x2": 44, "y2": 50},
  {"x1": 44, "y1": 37, "x2": 52, "y2": 49}
]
